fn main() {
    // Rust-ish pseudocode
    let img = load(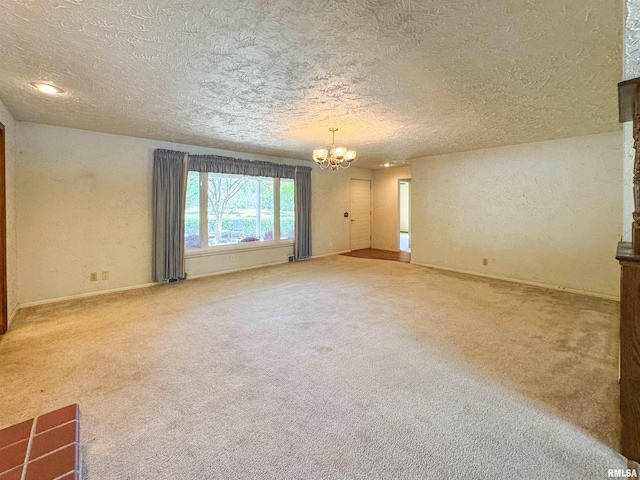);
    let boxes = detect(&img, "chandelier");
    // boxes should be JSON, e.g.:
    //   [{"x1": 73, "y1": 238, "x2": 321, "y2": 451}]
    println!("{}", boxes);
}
[{"x1": 312, "y1": 128, "x2": 357, "y2": 170}]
